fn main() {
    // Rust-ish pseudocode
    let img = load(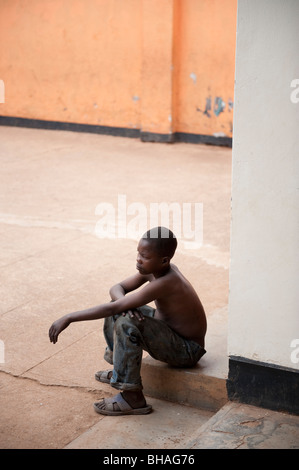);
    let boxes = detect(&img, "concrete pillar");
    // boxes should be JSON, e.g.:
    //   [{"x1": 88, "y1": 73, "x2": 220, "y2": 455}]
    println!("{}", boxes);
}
[{"x1": 227, "y1": 0, "x2": 299, "y2": 414}]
